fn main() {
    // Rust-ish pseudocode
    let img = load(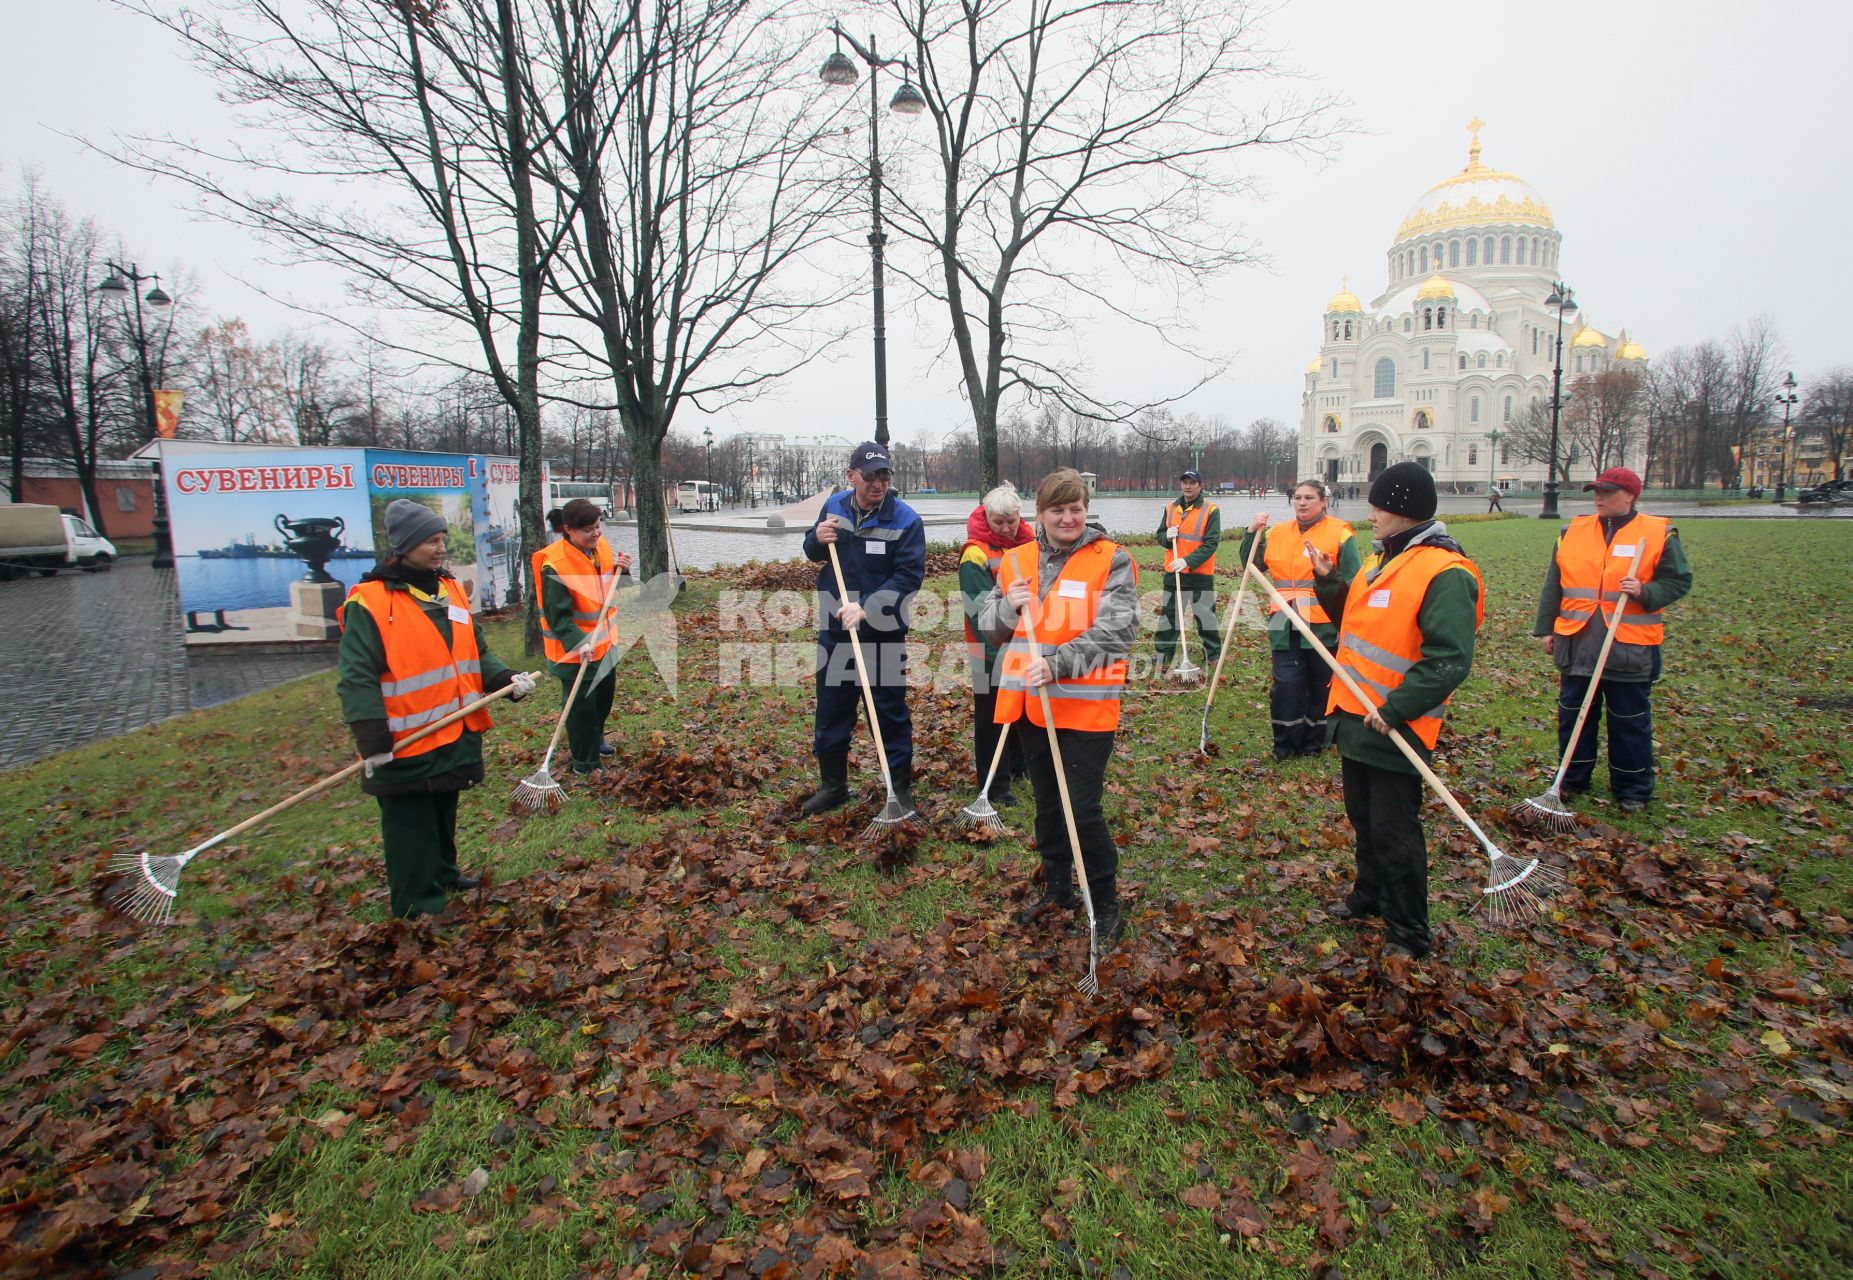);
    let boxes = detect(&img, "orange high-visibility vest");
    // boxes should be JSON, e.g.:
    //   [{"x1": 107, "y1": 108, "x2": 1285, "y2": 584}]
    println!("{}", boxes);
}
[
  {"x1": 342, "y1": 578, "x2": 491, "y2": 758},
  {"x1": 1263, "y1": 515, "x2": 1356, "y2": 626},
  {"x1": 1164, "y1": 499, "x2": 1217, "y2": 574},
  {"x1": 536, "y1": 537, "x2": 618, "y2": 664},
  {"x1": 1552, "y1": 514, "x2": 1669, "y2": 647},
  {"x1": 993, "y1": 540, "x2": 1133, "y2": 732},
  {"x1": 1327, "y1": 545, "x2": 1484, "y2": 750}
]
